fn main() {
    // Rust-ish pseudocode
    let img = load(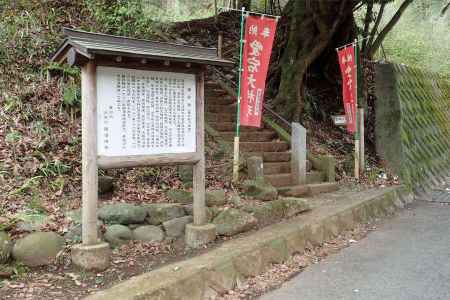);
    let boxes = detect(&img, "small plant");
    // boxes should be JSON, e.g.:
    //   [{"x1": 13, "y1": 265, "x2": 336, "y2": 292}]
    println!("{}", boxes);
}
[
  {"x1": 5, "y1": 130, "x2": 22, "y2": 144},
  {"x1": 26, "y1": 195, "x2": 47, "y2": 214},
  {"x1": 9, "y1": 176, "x2": 43, "y2": 196},
  {"x1": 38, "y1": 159, "x2": 70, "y2": 177},
  {"x1": 63, "y1": 83, "x2": 81, "y2": 107},
  {"x1": 11, "y1": 262, "x2": 30, "y2": 279}
]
